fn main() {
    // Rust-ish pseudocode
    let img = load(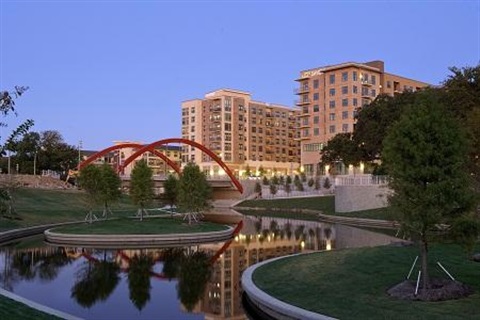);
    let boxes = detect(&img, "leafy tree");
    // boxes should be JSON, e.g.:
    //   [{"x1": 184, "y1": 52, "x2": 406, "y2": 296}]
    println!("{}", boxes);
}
[
  {"x1": 451, "y1": 214, "x2": 480, "y2": 259},
  {"x1": 284, "y1": 182, "x2": 291, "y2": 196},
  {"x1": 269, "y1": 183, "x2": 277, "y2": 197},
  {"x1": 77, "y1": 164, "x2": 102, "y2": 223},
  {"x1": 307, "y1": 178, "x2": 314, "y2": 188},
  {"x1": 163, "y1": 174, "x2": 178, "y2": 213},
  {"x1": 127, "y1": 253, "x2": 154, "y2": 311},
  {"x1": 254, "y1": 181, "x2": 262, "y2": 198},
  {"x1": 98, "y1": 163, "x2": 122, "y2": 218},
  {"x1": 271, "y1": 175, "x2": 279, "y2": 185},
  {"x1": 177, "y1": 251, "x2": 212, "y2": 311},
  {"x1": 295, "y1": 180, "x2": 304, "y2": 191},
  {"x1": 300, "y1": 172, "x2": 307, "y2": 183},
  {"x1": 279, "y1": 175, "x2": 285, "y2": 185},
  {"x1": 130, "y1": 160, "x2": 155, "y2": 221},
  {"x1": 258, "y1": 165, "x2": 265, "y2": 177},
  {"x1": 6, "y1": 131, "x2": 40, "y2": 174},
  {"x1": 286, "y1": 175, "x2": 292, "y2": 185},
  {"x1": 37, "y1": 130, "x2": 77, "y2": 173},
  {"x1": 177, "y1": 163, "x2": 212, "y2": 224},
  {"x1": 0, "y1": 176, "x2": 19, "y2": 218},
  {"x1": 314, "y1": 177, "x2": 321, "y2": 190},
  {"x1": 383, "y1": 96, "x2": 475, "y2": 291},
  {"x1": 320, "y1": 133, "x2": 363, "y2": 171},
  {"x1": 244, "y1": 164, "x2": 252, "y2": 177}
]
